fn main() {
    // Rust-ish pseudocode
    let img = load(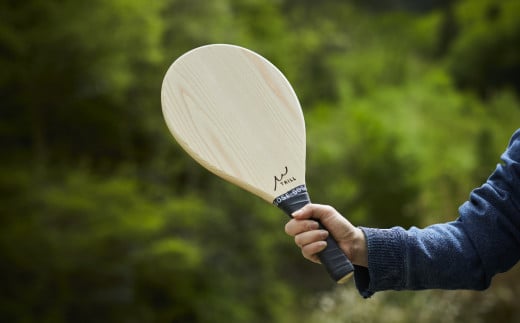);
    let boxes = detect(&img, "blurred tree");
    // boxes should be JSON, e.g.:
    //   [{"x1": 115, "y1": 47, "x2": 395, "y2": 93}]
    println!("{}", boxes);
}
[
  {"x1": 0, "y1": 169, "x2": 209, "y2": 322},
  {"x1": 1, "y1": 0, "x2": 519, "y2": 322},
  {"x1": 446, "y1": 0, "x2": 520, "y2": 97},
  {"x1": 0, "y1": 0, "x2": 164, "y2": 171}
]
